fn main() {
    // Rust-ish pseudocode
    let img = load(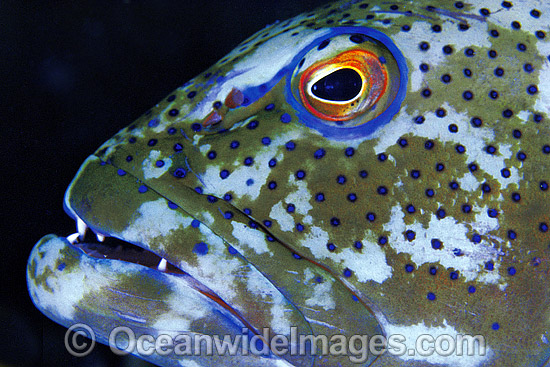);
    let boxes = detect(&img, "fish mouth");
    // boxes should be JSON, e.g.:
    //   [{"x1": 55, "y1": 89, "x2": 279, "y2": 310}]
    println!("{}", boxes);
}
[
  {"x1": 28, "y1": 153, "x2": 384, "y2": 367},
  {"x1": 27, "y1": 154, "x2": 318, "y2": 366},
  {"x1": 69, "y1": 216, "x2": 185, "y2": 275}
]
